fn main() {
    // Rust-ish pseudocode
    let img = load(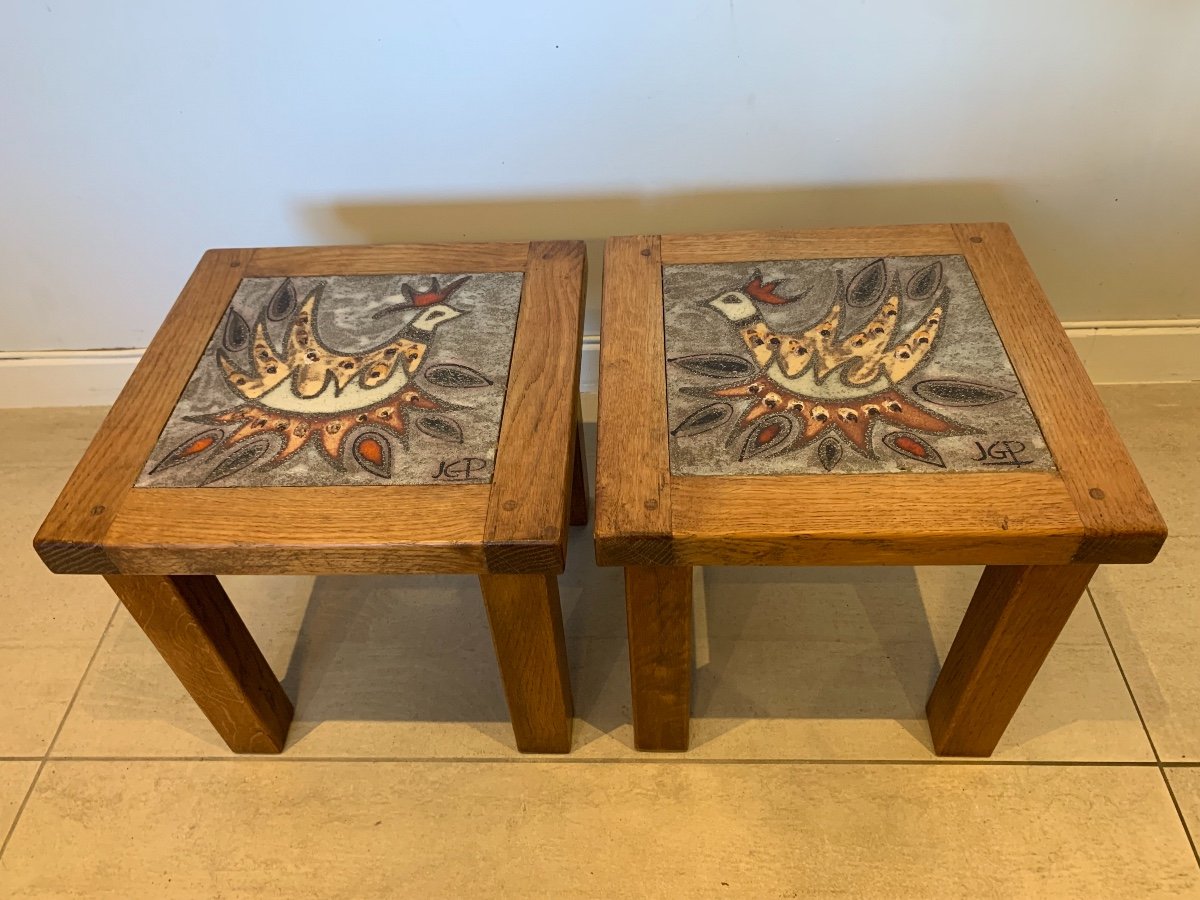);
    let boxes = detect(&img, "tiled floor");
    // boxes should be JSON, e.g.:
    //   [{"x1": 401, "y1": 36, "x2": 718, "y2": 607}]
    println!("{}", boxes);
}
[{"x1": 0, "y1": 385, "x2": 1197, "y2": 897}]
